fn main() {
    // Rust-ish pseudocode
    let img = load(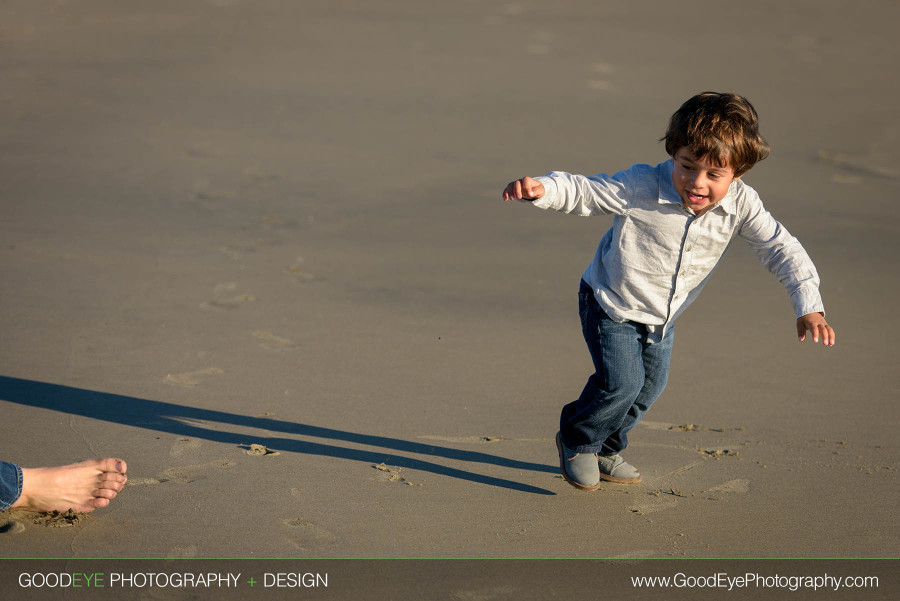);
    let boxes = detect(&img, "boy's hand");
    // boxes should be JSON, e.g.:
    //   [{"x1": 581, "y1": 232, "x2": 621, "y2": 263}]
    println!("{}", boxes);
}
[
  {"x1": 796, "y1": 312, "x2": 835, "y2": 346},
  {"x1": 503, "y1": 177, "x2": 545, "y2": 201}
]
